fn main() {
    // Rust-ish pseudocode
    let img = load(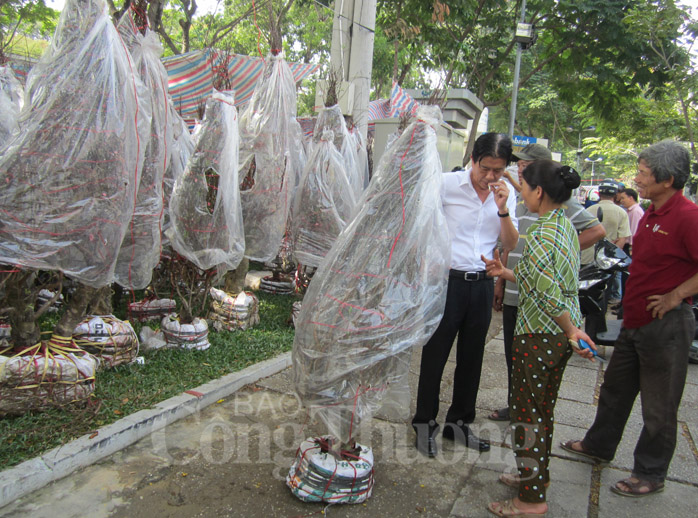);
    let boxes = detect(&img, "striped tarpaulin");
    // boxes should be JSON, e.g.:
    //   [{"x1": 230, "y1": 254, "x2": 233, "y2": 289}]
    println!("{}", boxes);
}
[
  {"x1": 368, "y1": 99, "x2": 391, "y2": 120},
  {"x1": 162, "y1": 50, "x2": 321, "y2": 120},
  {"x1": 389, "y1": 81, "x2": 419, "y2": 117}
]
